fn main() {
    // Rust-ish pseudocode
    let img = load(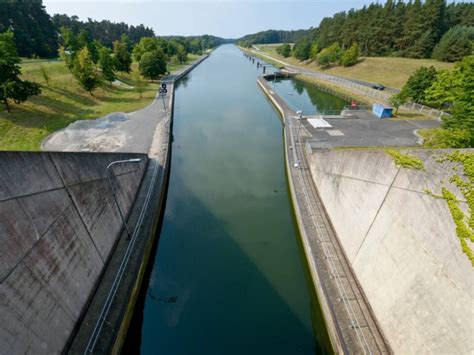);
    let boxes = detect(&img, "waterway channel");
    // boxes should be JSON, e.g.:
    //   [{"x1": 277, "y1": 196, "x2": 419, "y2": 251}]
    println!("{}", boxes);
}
[
  {"x1": 270, "y1": 77, "x2": 349, "y2": 115},
  {"x1": 135, "y1": 45, "x2": 343, "y2": 354}
]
